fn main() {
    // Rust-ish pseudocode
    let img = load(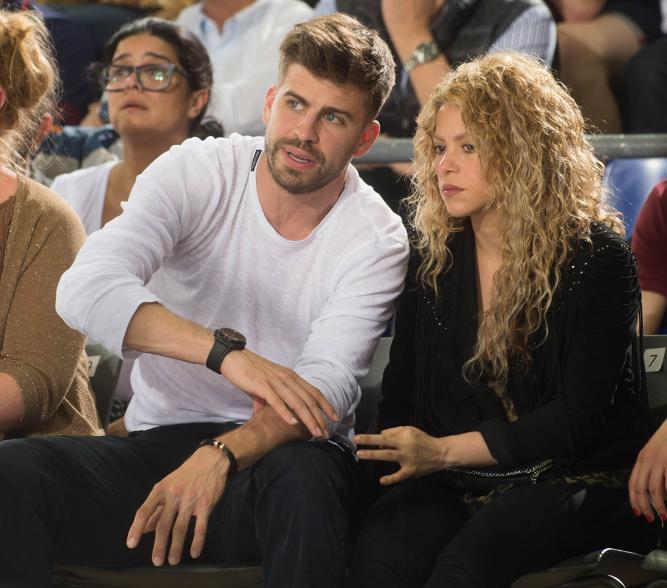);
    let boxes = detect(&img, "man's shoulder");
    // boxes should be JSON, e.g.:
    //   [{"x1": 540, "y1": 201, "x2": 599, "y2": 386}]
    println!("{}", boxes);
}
[
  {"x1": 254, "y1": 0, "x2": 313, "y2": 20},
  {"x1": 175, "y1": 2, "x2": 202, "y2": 29},
  {"x1": 169, "y1": 134, "x2": 264, "y2": 172},
  {"x1": 336, "y1": 166, "x2": 408, "y2": 244}
]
